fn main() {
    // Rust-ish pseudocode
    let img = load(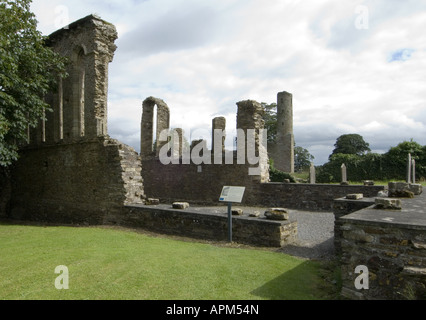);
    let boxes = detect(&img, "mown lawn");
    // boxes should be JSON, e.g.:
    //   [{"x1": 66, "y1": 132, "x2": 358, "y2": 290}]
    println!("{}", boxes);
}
[{"x1": 0, "y1": 223, "x2": 333, "y2": 300}]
